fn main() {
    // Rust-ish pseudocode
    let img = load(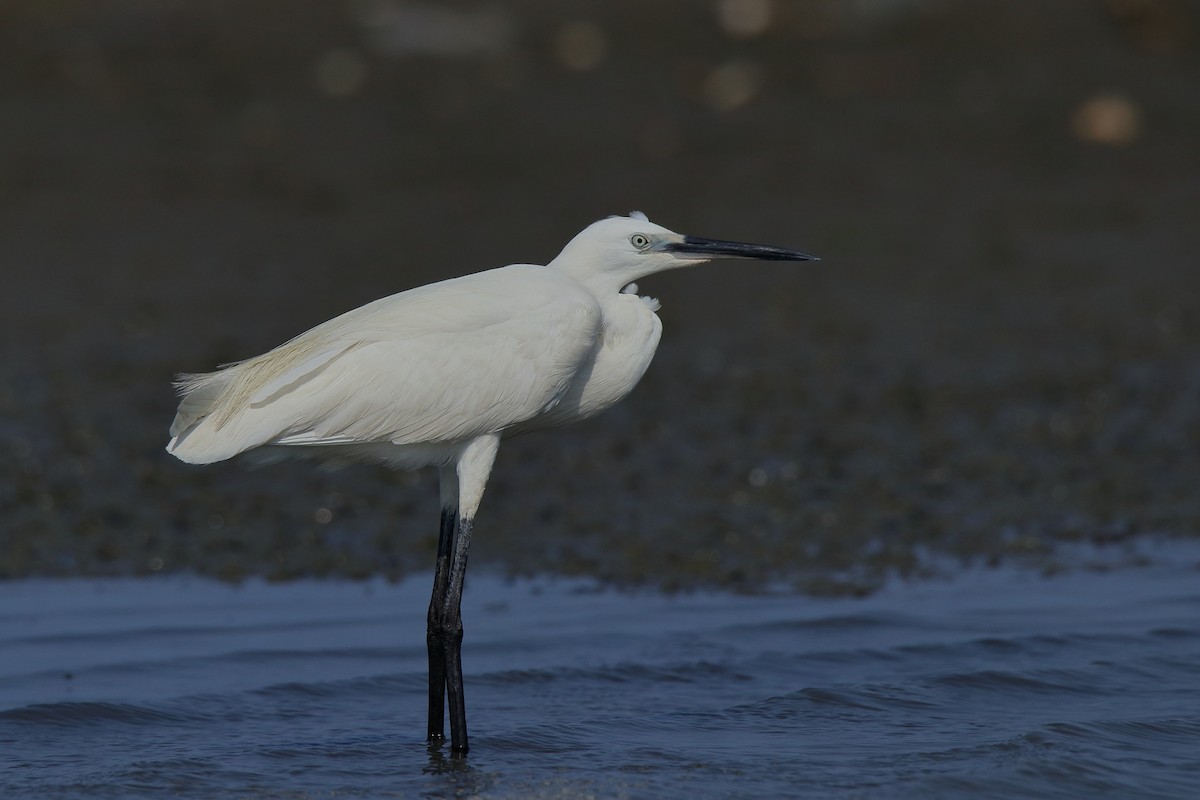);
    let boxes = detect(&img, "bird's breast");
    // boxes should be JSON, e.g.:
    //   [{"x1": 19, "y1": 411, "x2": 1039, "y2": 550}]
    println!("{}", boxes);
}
[{"x1": 530, "y1": 292, "x2": 662, "y2": 428}]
